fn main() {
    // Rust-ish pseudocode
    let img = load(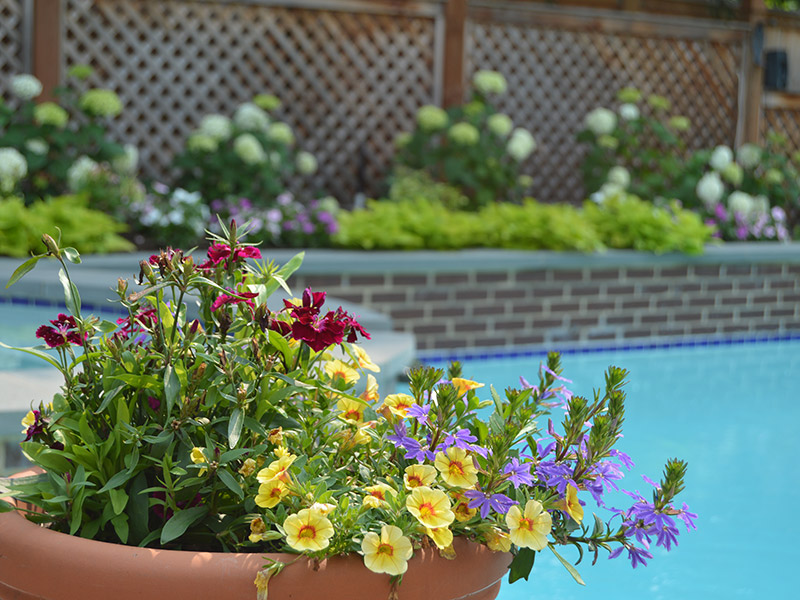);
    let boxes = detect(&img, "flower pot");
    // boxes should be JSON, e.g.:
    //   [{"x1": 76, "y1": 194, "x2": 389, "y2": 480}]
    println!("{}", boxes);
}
[{"x1": 0, "y1": 476, "x2": 512, "y2": 600}]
